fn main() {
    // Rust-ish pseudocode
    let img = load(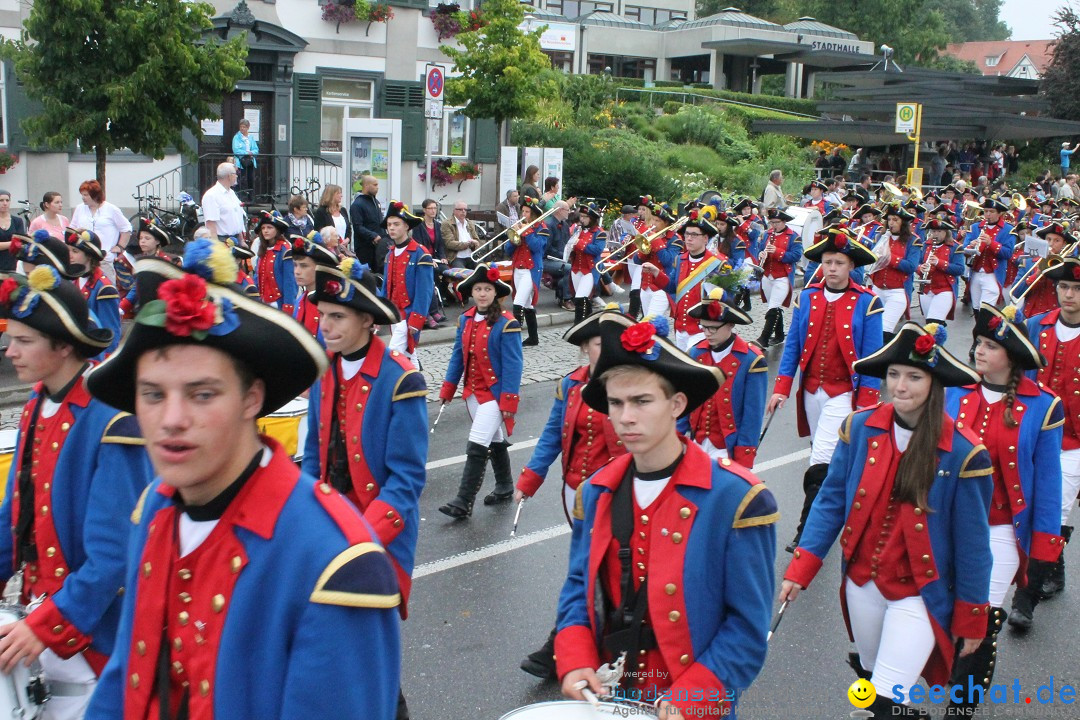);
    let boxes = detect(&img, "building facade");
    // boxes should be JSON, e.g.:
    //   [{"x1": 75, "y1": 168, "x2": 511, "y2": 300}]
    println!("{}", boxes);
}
[{"x1": 943, "y1": 40, "x2": 1053, "y2": 80}]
